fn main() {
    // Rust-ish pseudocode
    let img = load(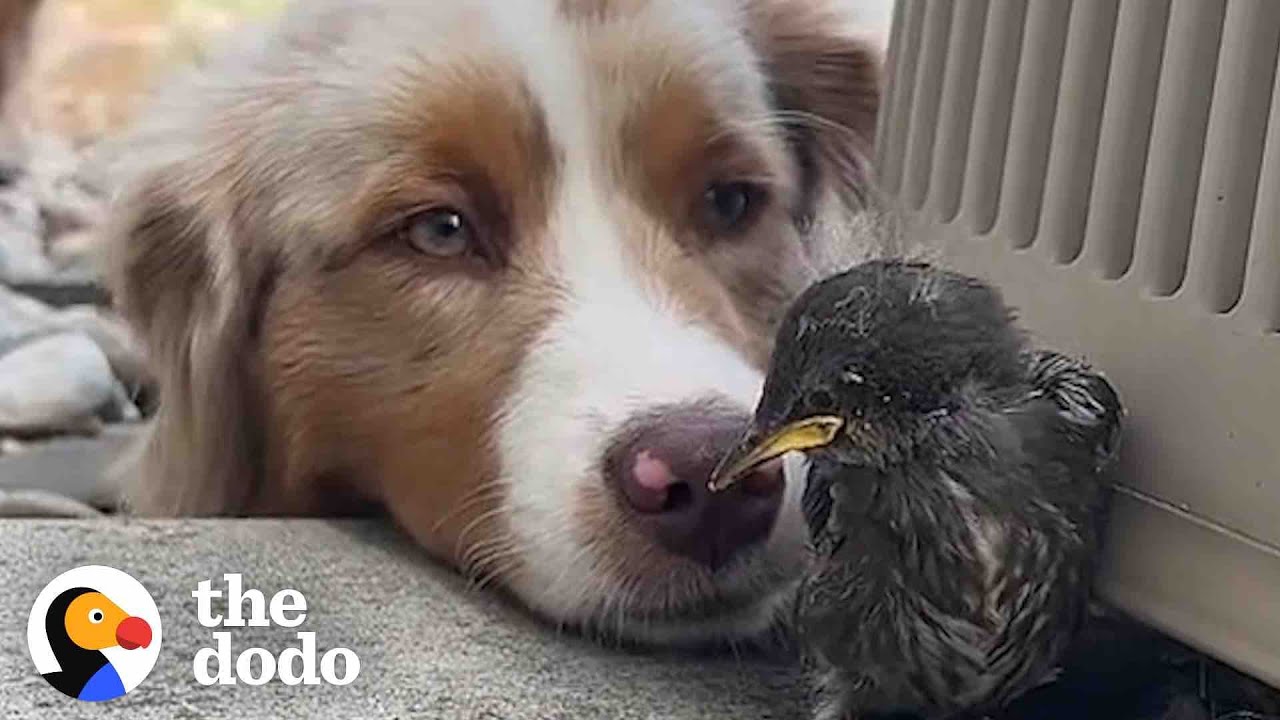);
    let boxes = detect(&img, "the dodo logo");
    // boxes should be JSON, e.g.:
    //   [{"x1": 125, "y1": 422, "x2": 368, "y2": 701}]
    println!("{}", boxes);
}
[{"x1": 27, "y1": 566, "x2": 161, "y2": 702}]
